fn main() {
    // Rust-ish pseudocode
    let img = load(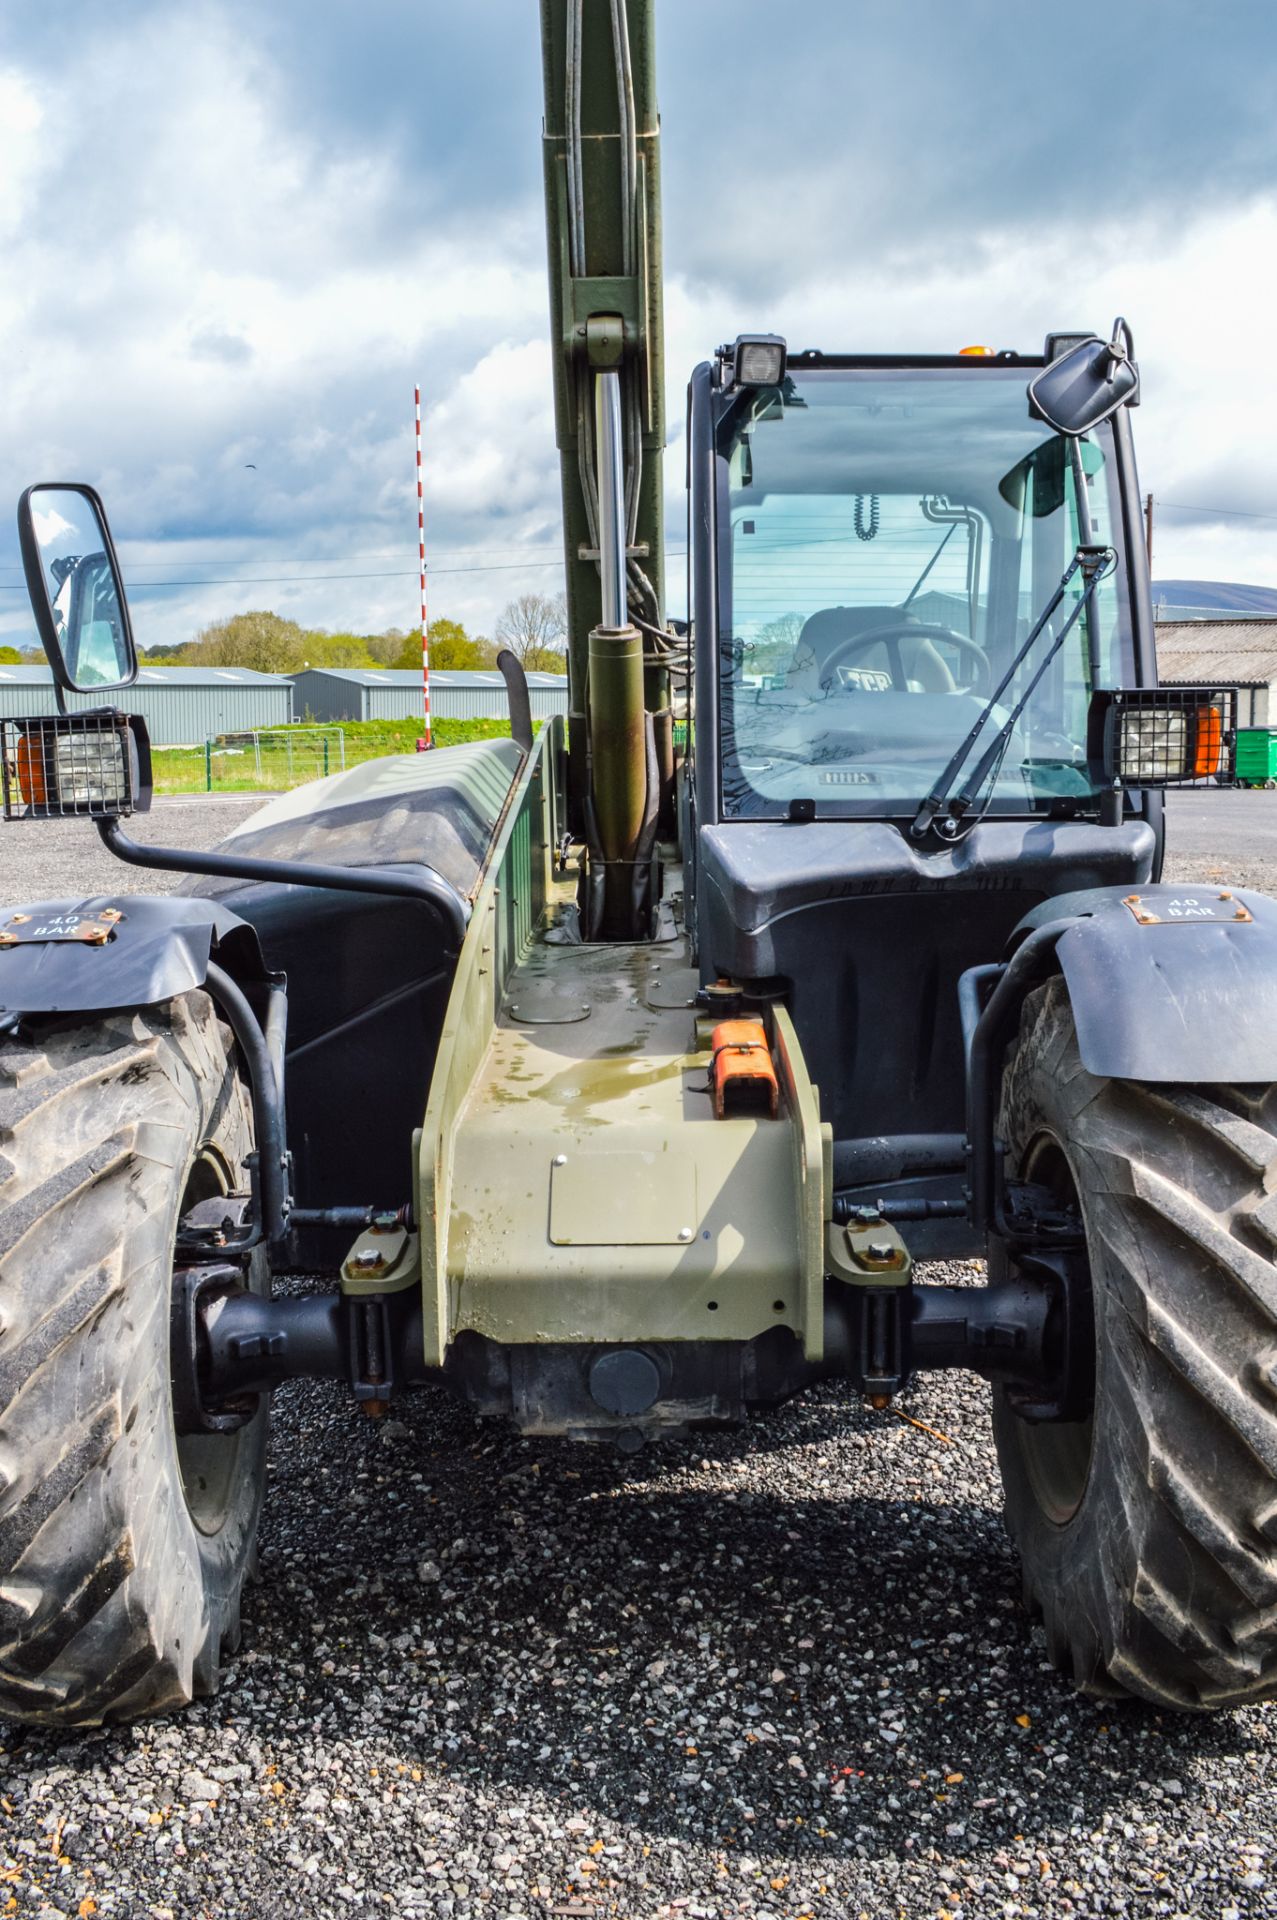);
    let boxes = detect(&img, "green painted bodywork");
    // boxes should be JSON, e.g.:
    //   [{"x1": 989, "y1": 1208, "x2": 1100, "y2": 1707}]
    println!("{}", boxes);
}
[
  {"x1": 414, "y1": 723, "x2": 836, "y2": 1363},
  {"x1": 342, "y1": 1224, "x2": 419, "y2": 1297},
  {"x1": 417, "y1": 726, "x2": 559, "y2": 1363}
]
